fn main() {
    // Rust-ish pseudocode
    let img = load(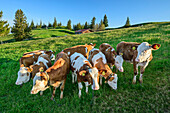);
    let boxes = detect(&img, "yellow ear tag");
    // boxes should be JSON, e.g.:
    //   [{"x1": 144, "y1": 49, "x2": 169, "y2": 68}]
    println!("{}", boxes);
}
[
  {"x1": 132, "y1": 47, "x2": 136, "y2": 50},
  {"x1": 102, "y1": 71, "x2": 105, "y2": 75},
  {"x1": 82, "y1": 73, "x2": 85, "y2": 76},
  {"x1": 155, "y1": 45, "x2": 159, "y2": 49},
  {"x1": 40, "y1": 69, "x2": 44, "y2": 72},
  {"x1": 121, "y1": 53, "x2": 123, "y2": 55}
]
